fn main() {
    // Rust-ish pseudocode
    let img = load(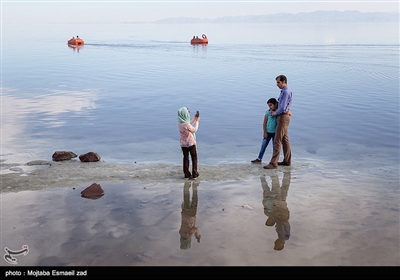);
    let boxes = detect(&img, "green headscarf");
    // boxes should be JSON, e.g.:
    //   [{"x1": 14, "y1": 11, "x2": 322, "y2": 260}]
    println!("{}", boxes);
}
[
  {"x1": 178, "y1": 107, "x2": 196, "y2": 140},
  {"x1": 180, "y1": 237, "x2": 192, "y2": 250},
  {"x1": 178, "y1": 107, "x2": 190, "y2": 123}
]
